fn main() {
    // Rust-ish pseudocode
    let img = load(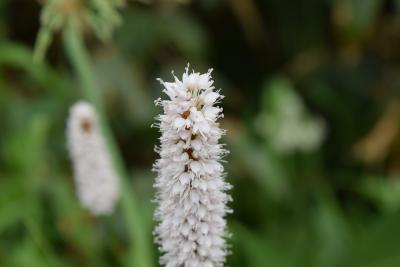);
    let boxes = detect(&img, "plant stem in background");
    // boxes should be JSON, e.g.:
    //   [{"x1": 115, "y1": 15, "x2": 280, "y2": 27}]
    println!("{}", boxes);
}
[
  {"x1": 24, "y1": 217, "x2": 52, "y2": 267},
  {"x1": 63, "y1": 18, "x2": 153, "y2": 267}
]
